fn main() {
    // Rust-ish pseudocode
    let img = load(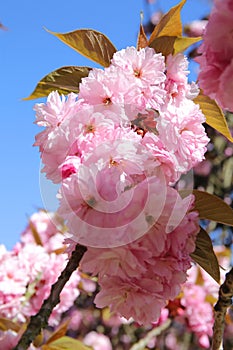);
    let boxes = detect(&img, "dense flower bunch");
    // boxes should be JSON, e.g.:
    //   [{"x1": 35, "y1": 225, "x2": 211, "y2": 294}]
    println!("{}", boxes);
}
[
  {"x1": 197, "y1": 0, "x2": 233, "y2": 112},
  {"x1": 0, "y1": 211, "x2": 82, "y2": 329},
  {"x1": 34, "y1": 46, "x2": 209, "y2": 324}
]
